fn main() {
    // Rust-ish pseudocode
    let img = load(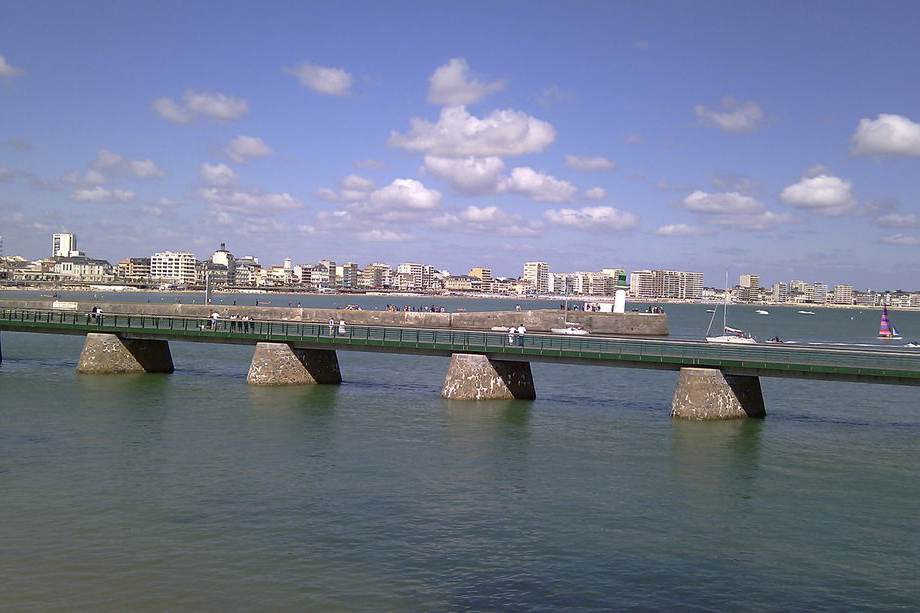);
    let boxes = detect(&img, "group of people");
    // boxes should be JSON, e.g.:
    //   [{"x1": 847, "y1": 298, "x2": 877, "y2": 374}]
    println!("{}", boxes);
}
[
  {"x1": 327, "y1": 318, "x2": 347, "y2": 336},
  {"x1": 385, "y1": 304, "x2": 446, "y2": 312},
  {"x1": 645, "y1": 306, "x2": 665, "y2": 313},
  {"x1": 206, "y1": 312, "x2": 255, "y2": 332},
  {"x1": 507, "y1": 324, "x2": 527, "y2": 346}
]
